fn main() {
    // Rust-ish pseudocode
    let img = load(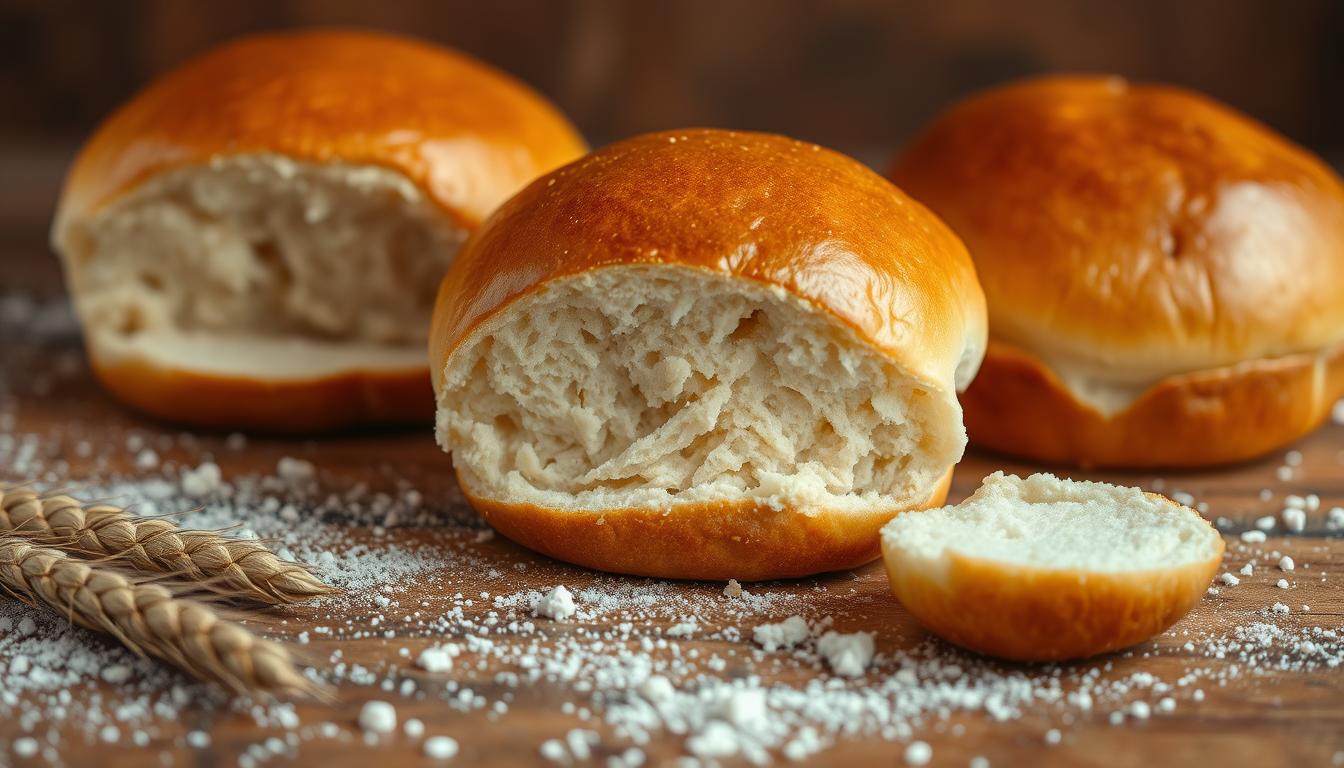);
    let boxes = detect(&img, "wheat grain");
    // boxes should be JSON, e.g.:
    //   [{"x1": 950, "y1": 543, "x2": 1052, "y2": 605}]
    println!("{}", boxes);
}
[
  {"x1": 0, "y1": 536, "x2": 321, "y2": 698},
  {"x1": 0, "y1": 486, "x2": 334, "y2": 604}
]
